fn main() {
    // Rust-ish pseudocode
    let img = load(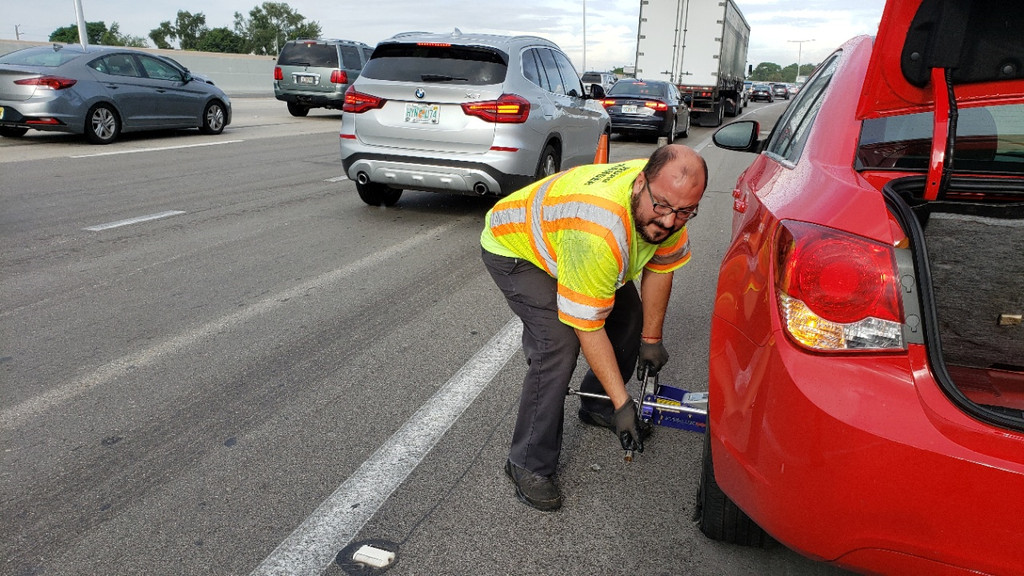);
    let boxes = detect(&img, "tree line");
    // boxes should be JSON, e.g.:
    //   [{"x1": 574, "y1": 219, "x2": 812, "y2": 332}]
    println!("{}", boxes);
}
[
  {"x1": 47, "y1": 1, "x2": 320, "y2": 56},
  {"x1": 748, "y1": 62, "x2": 818, "y2": 84}
]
